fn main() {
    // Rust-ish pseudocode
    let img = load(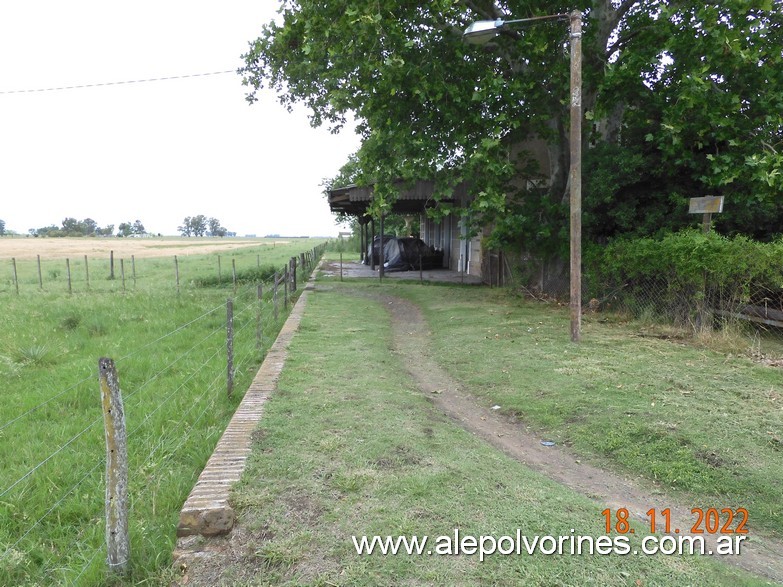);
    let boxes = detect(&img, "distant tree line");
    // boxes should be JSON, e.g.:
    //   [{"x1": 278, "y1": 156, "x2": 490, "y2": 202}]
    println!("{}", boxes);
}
[
  {"x1": 27, "y1": 218, "x2": 147, "y2": 238},
  {"x1": 177, "y1": 215, "x2": 229, "y2": 237},
  {"x1": 0, "y1": 219, "x2": 5, "y2": 236}
]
